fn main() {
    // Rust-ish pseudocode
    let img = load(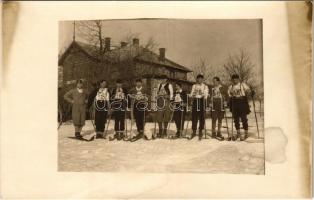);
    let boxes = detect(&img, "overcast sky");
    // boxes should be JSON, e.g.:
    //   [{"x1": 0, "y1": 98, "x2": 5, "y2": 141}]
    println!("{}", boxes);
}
[{"x1": 59, "y1": 19, "x2": 263, "y2": 80}]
